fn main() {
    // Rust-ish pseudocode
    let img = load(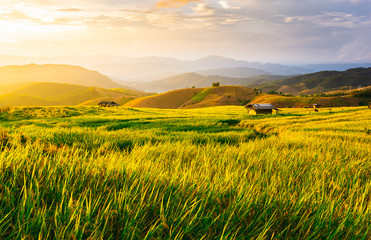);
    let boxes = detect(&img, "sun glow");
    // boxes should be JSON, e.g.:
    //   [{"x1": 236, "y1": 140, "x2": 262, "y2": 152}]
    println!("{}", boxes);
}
[{"x1": 0, "y1": 0, "x2": 369, "y2": 62}]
